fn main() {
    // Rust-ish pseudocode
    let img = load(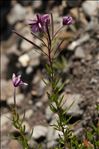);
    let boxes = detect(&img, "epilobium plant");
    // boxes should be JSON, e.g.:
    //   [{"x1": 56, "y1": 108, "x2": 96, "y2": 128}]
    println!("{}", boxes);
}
[
  {"x1": 11, "y1": 73, "x2": 30, "y2": 149},
  {"x1": 13, "y1": 13, "x2": 73, "y2": 149},
  {"x1": 12, "y1": 13, "x2": 98, "y2": 149}
]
